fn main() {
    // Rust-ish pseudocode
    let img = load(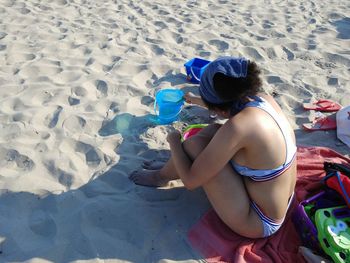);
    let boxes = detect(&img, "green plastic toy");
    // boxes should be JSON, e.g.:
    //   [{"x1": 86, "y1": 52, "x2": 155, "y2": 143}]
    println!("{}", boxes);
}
[
  {"x1": 304, "y1": 203, "x2": 317, "y2": 223},
  {"x1": 181, "y1": 124, "x2": 208, "y2": 141},
  {"x1": 315, "y1": 205, "x2": 350, "y2": 263}
]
